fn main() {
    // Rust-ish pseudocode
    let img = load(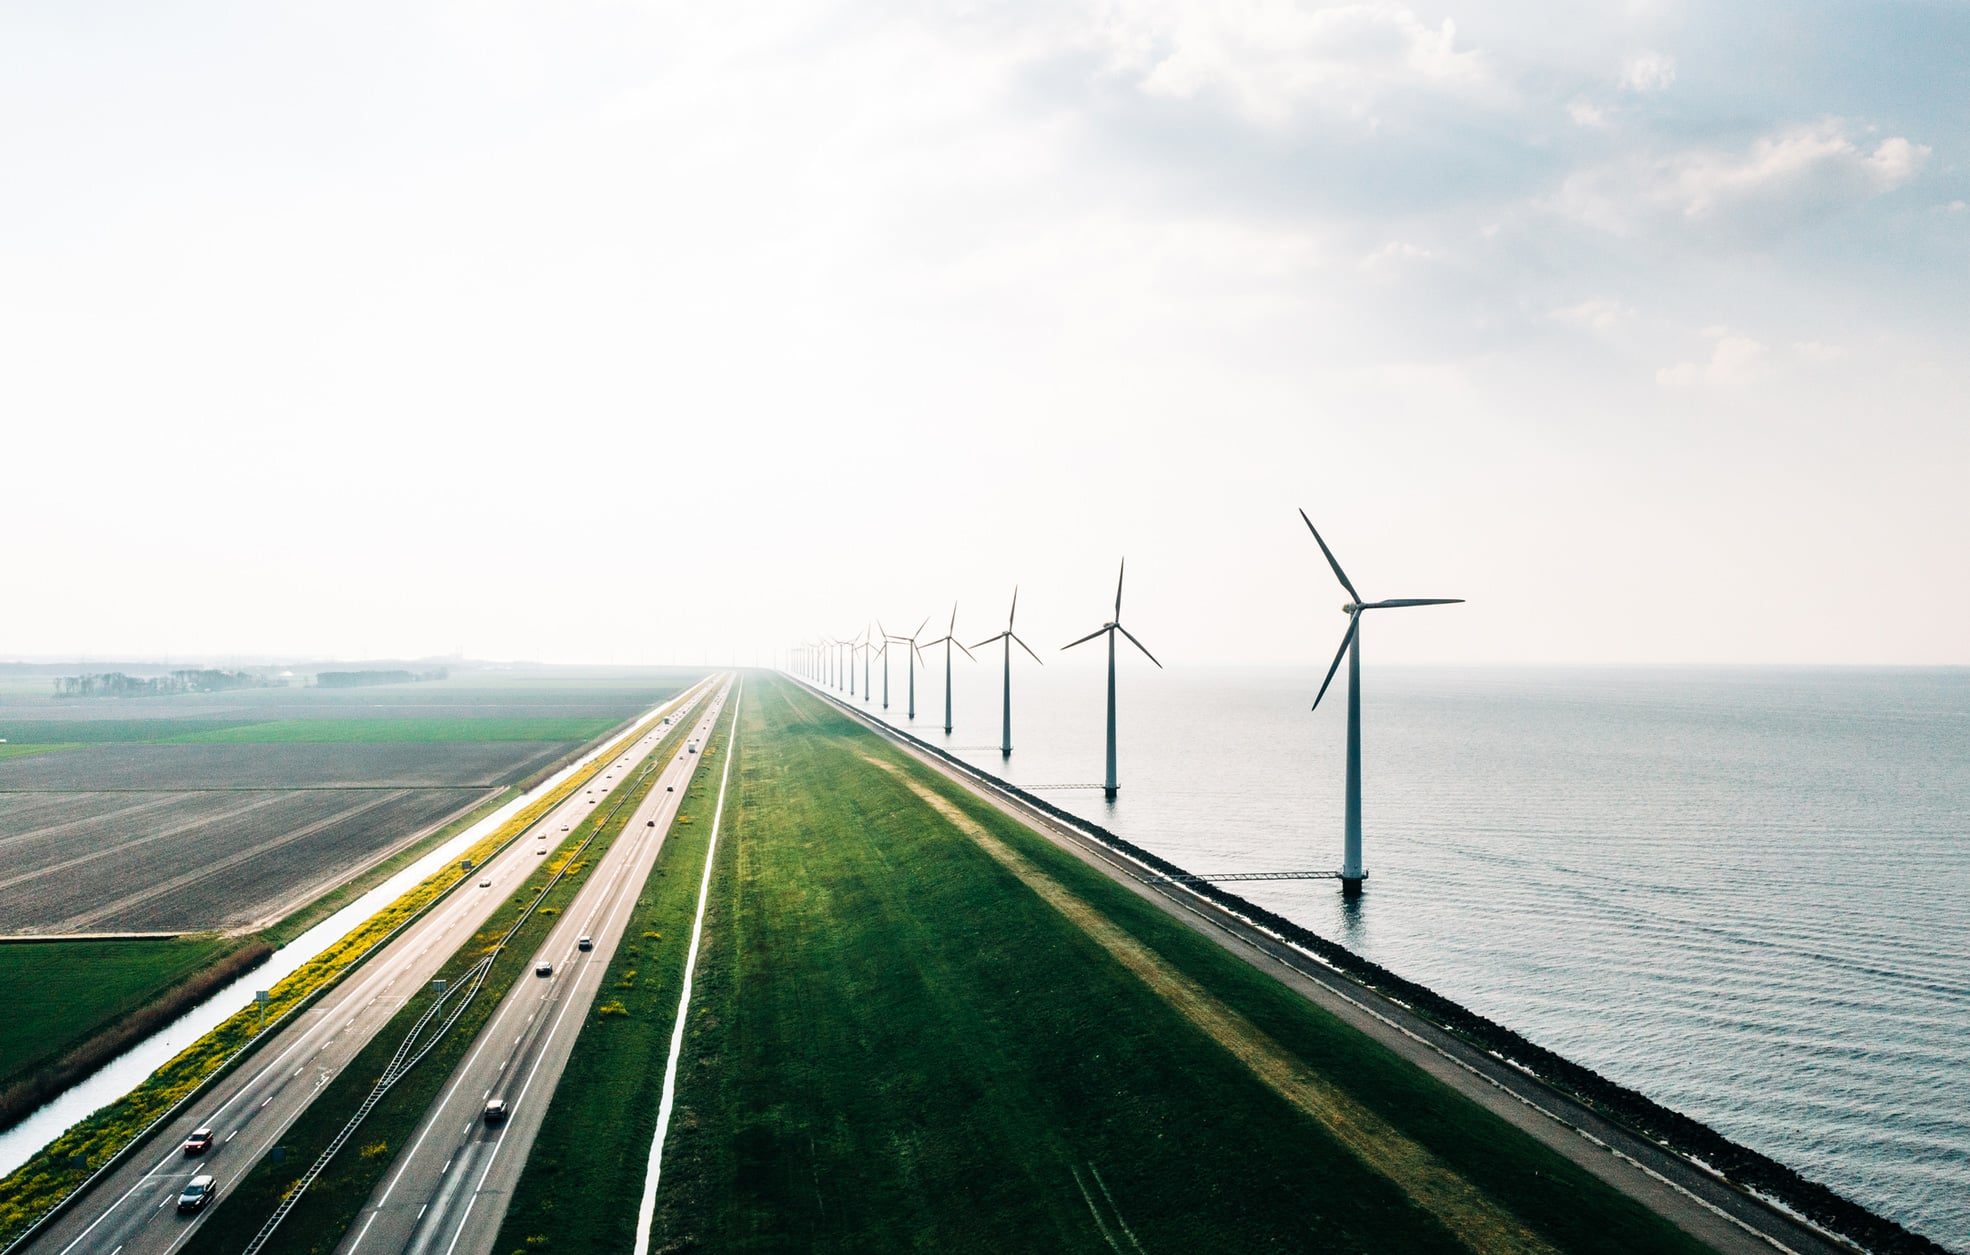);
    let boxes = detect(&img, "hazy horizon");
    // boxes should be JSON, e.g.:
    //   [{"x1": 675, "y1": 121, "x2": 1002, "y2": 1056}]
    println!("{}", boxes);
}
[{"x1": 5, "y1": 2, "x2": 1964, "y2": 669}]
